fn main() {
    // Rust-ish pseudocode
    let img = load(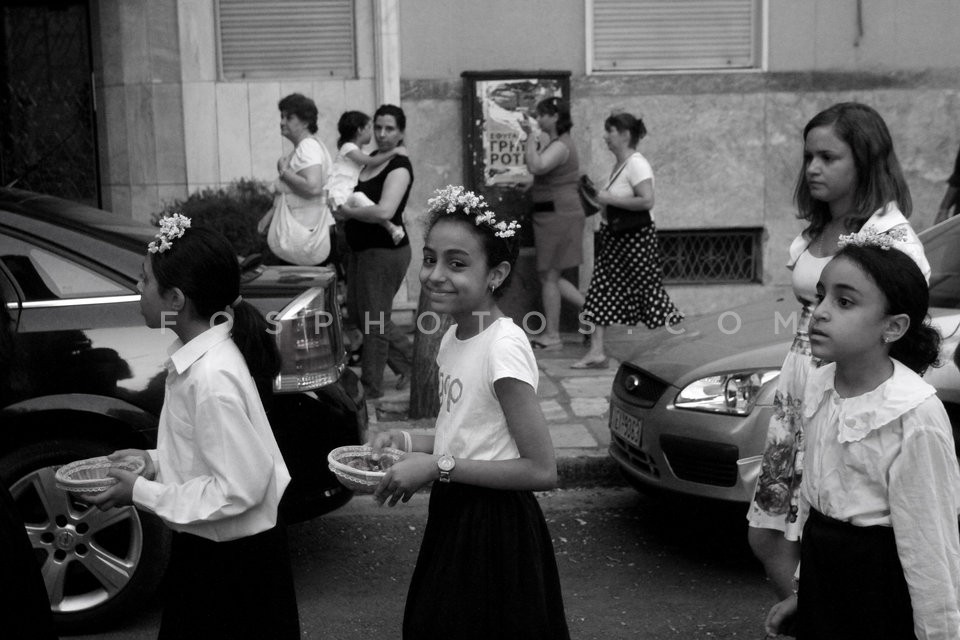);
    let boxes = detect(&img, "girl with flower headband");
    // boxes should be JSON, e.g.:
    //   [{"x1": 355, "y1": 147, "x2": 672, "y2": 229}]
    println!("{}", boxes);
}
[
  {"x1": 747, "y1": 102, "x2": 931, "y2": 604},
  {"x1": 86, "y1": 216, "x2": 300, "y2": 638},
  {"x1": 371, "y1": 186, "x2": 570, "y2": 639},
  {"x1": 765, "y1": 242, "x2": 960, "y2": 638}
]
